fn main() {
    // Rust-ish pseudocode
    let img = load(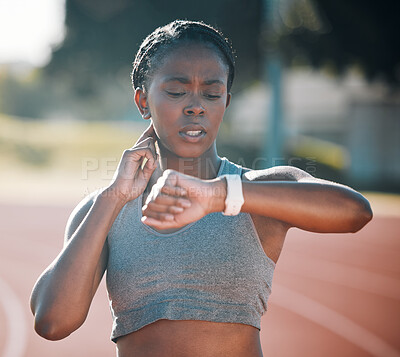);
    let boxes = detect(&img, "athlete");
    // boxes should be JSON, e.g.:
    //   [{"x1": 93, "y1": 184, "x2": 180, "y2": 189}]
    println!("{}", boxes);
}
[{"x1": 30, "y1": 20, "x2": 373, "y2": 357}]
